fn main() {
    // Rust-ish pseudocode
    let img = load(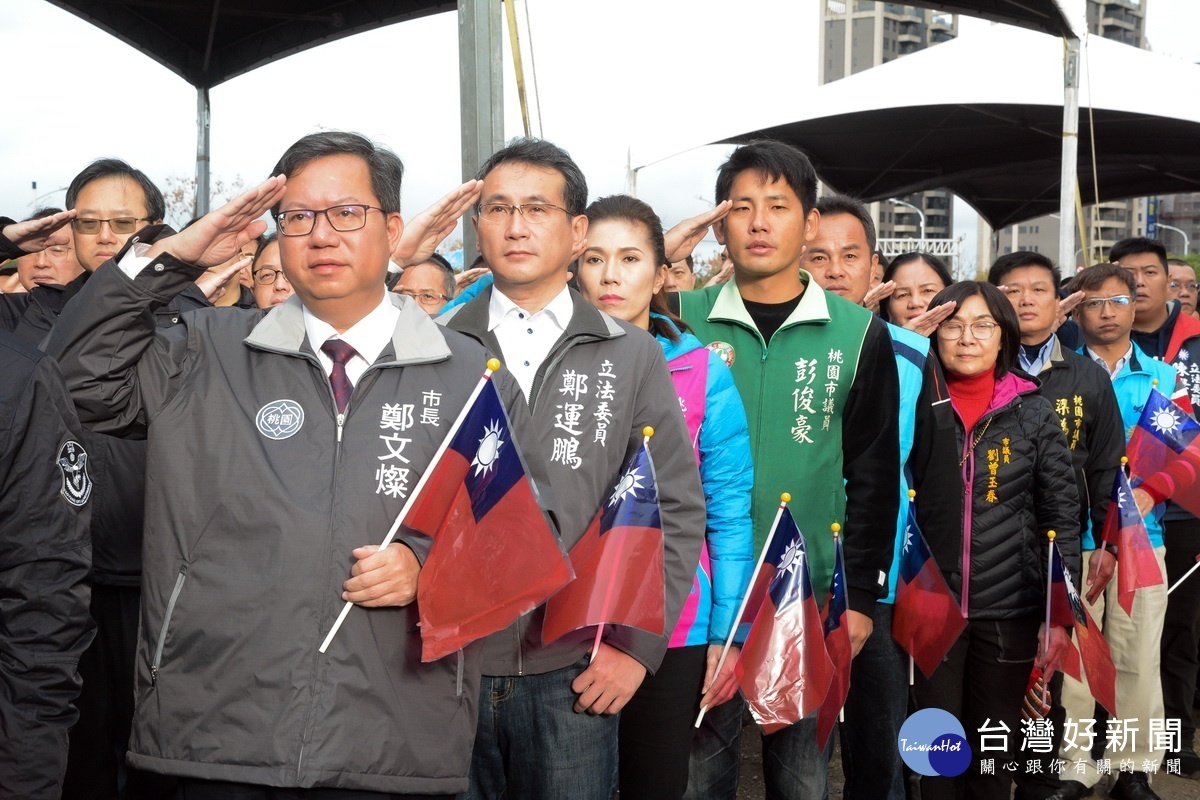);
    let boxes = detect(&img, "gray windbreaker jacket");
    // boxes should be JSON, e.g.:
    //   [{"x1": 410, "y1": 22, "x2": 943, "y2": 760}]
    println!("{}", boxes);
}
[
  {"x1": 441, "y1": 287, "x2": 706, "y2": 676},
  {"x1": 47, "y1": 248, "x2": 544, "y2": 794}
]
